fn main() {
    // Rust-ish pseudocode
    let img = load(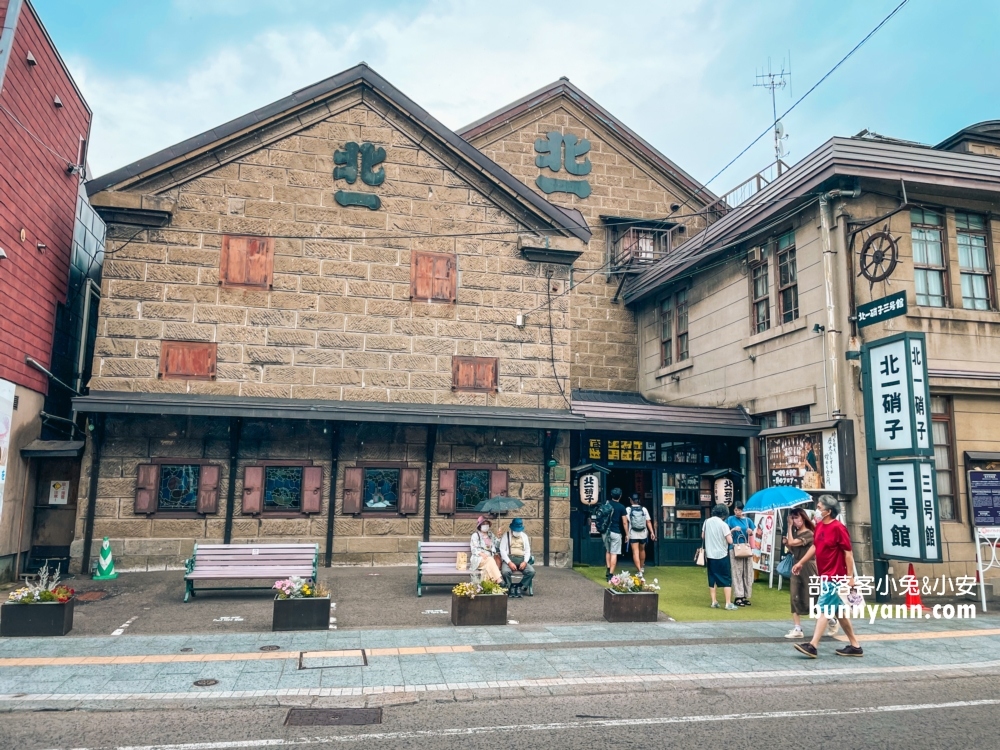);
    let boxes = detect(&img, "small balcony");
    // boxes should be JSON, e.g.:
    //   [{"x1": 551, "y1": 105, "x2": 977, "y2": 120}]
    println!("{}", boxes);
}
[{"x1": 607, "y1": 225, "x2": 673, "y2": 273}]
